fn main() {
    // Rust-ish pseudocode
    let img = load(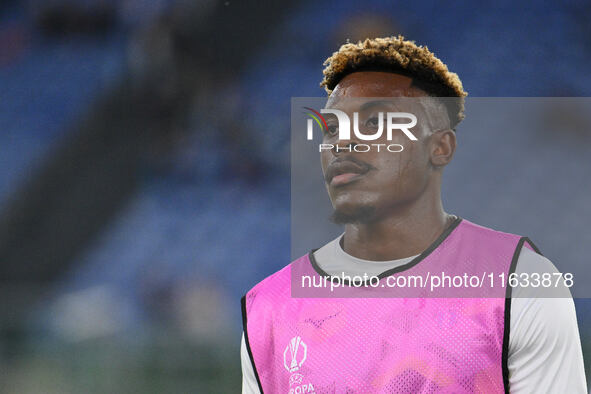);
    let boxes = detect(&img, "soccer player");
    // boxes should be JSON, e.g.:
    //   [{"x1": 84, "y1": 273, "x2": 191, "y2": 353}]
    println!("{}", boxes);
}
[{"x1": 240, "y1": 36, "x2": 587, "y2": 393}]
